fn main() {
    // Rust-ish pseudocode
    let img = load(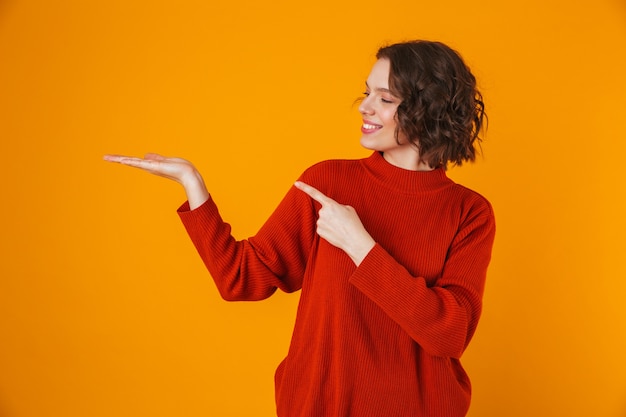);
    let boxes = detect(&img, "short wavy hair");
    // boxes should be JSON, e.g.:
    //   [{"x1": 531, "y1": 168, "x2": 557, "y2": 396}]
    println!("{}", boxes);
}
[{"x1": 376, "y1": 40, "x2": 486, "y2": 168}]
